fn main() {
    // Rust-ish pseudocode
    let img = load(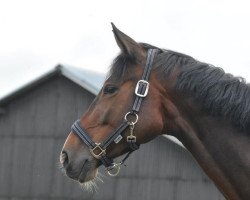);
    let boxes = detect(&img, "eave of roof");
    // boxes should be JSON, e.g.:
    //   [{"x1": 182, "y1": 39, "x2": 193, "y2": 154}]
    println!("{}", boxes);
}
[
  {"x1": 60, "y1": 64, "x2": 105, "y2": 95},
  {"x1": 163, "y1": 135, "x2": 185, "y2": 148},
  {"x1": 0, "y1": 64, "x2": 105, "y2": 106},
  {"x1": 0, "y1": 67, "x2": 60, "y2": 106}
]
